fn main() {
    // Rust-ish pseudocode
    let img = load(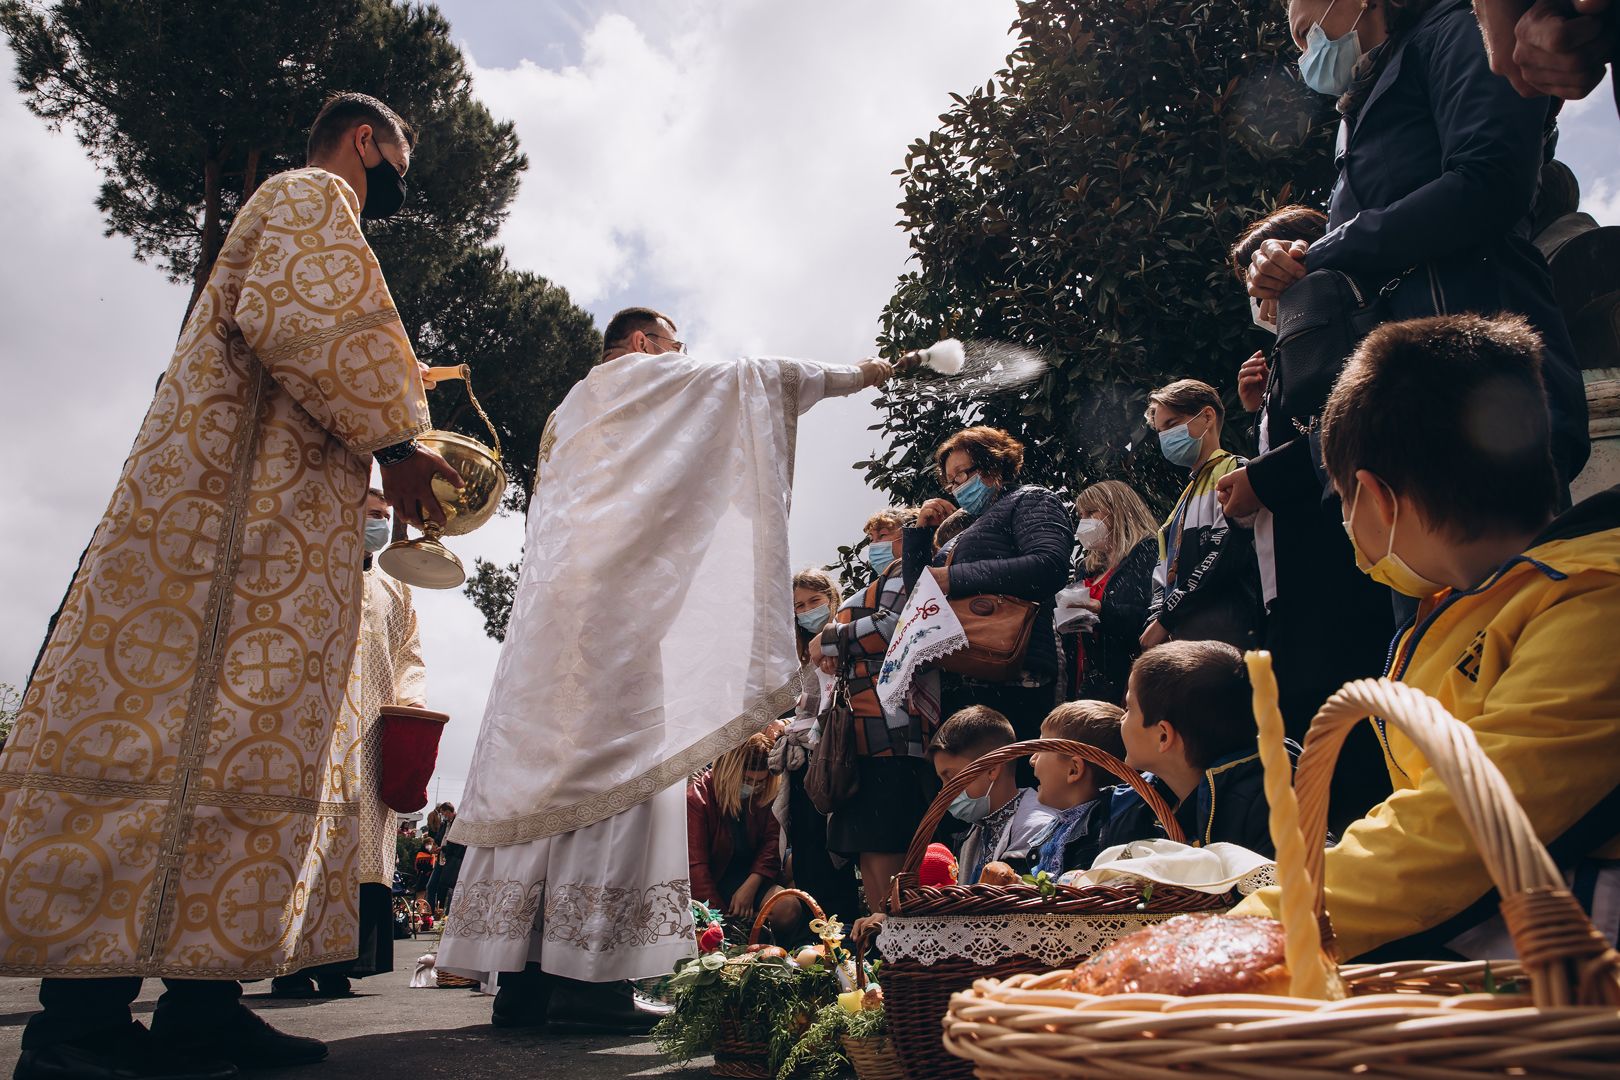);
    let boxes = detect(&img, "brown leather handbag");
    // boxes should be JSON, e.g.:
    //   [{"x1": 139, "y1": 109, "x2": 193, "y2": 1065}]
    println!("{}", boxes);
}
[
  {"x1": 936, "y1": 593, "x2": 1039, "y2": 681},
  {"x1": 931, "y1": 549, "x2": 1040, "y2": 681}
]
